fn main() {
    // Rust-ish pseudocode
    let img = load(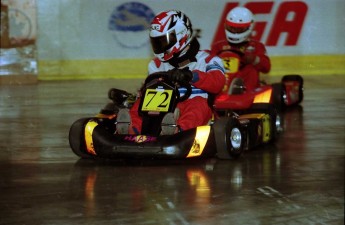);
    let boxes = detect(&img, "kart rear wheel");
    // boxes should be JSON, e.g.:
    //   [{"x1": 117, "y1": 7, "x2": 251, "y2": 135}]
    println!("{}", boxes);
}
[
  {"x1": 282, "y1": 74, "x2": 304, "y2": 105},
  {"x1": 69, "y1": 118, "x2": 93, "y2": 159},
  {"x1": 214, "y1": 117, "x2": 245, "y2": 159}
]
